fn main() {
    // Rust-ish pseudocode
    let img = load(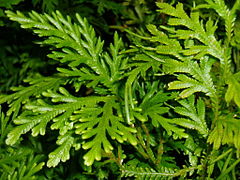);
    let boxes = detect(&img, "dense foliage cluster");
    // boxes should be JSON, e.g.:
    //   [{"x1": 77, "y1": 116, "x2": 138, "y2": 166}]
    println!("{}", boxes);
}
[{"x1": 1, "y1": 0, "x2": 240, "y2": 179}]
